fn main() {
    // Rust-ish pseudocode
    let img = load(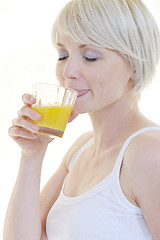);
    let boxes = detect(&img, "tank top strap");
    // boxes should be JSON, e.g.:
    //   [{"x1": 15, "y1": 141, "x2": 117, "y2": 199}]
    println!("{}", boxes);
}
[
  {"x1": 112, "y1": 126, "x2": 160, "y2": 175},
  {"x1": 69, "y1": 127, "x2": 160, "y2": 173},
  {"x1": 68, "y1": 137, "x2": 94, "y2": 171}
]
